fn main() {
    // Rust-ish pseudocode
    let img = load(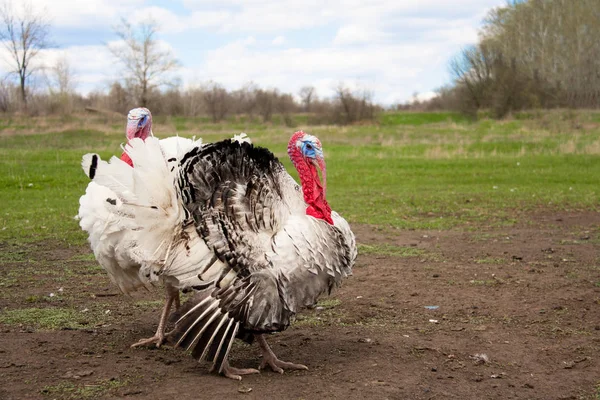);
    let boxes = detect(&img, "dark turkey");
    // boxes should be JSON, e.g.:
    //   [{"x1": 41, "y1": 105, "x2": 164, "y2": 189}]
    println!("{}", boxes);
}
[{"x1": 170, "y1": 131, "x2": 356, "y2": 379}]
